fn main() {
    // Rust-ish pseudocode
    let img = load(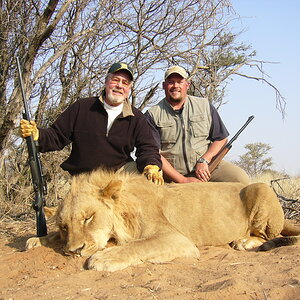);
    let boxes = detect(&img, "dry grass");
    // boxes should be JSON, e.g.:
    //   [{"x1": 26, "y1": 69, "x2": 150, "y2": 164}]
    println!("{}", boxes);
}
[{"x1": 251, "y1": 171, "x2": 300, "y2": 221}]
